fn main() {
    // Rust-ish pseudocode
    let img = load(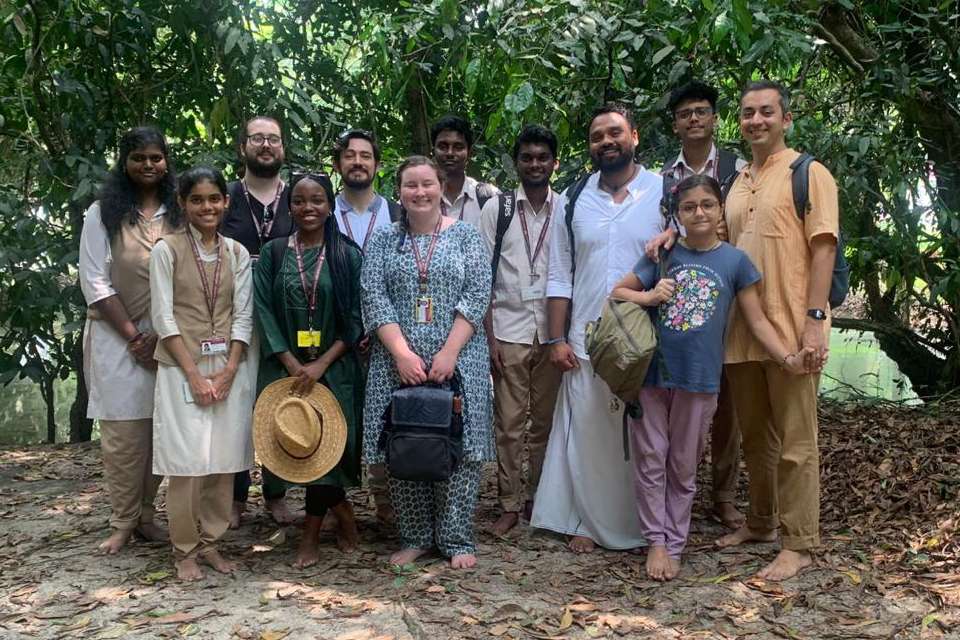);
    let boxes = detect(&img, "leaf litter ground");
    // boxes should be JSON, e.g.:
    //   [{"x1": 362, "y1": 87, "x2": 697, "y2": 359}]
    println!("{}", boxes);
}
[{"x1": 0, "y1": 401, "x2": 957, "y2": 639}]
